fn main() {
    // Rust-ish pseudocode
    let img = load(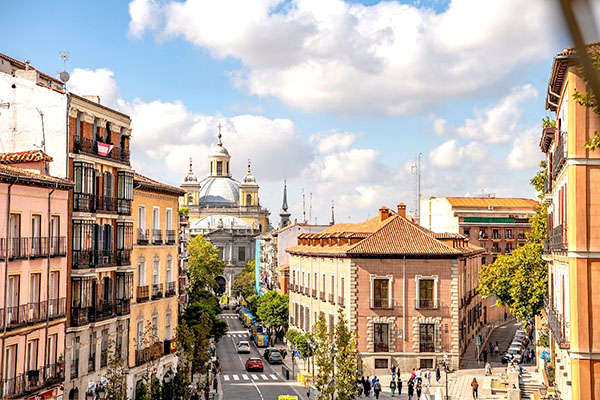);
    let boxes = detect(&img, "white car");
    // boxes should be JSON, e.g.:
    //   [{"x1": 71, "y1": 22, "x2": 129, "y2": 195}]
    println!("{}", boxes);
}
[
  {"x1": 237, "y1": 341, "x2": 251, "y2": 354},
  {"x1": 502, "y1": 346, "x2": 523, "y2": 364}
]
